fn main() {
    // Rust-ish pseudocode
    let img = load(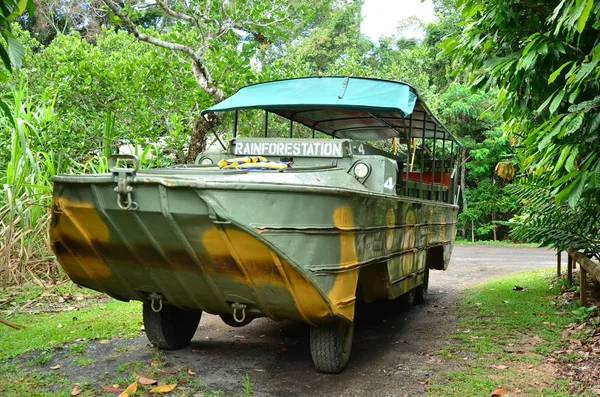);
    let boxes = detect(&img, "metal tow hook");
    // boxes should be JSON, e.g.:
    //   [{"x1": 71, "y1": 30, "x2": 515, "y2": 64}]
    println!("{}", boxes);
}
[
  {"x1": 231, "y1": 302, "x2": 247, "y2": 323},
  {"x1": 150, "y1": 293, "x2": 163, "y2": 313}
]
